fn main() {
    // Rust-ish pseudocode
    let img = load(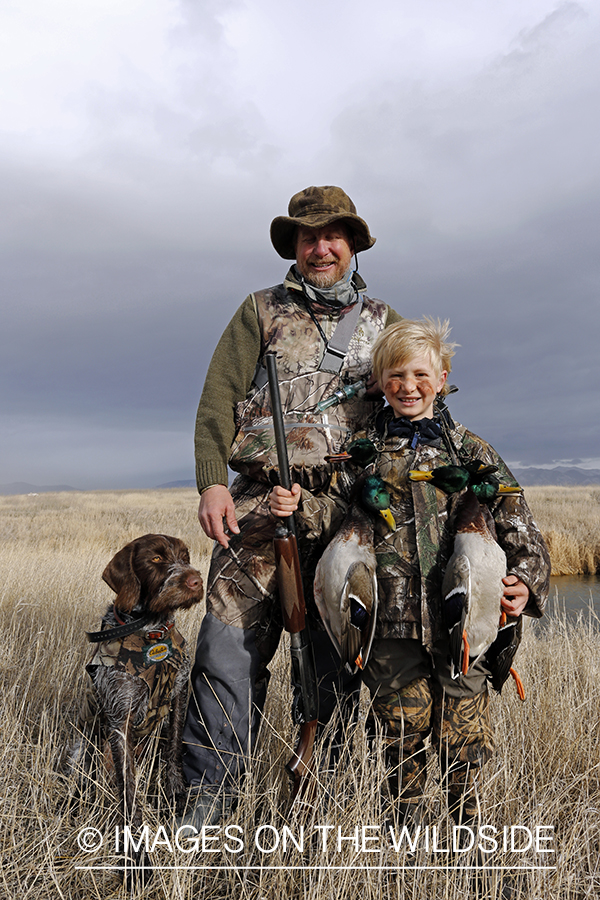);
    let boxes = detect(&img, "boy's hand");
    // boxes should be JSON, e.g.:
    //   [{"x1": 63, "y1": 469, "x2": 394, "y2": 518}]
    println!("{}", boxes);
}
[
  {"x1": 269, "y1": 484, "x2": 301, "y2": 517},
  {"x1": 501, "y1": 575, "x2": 530, "y2": 617}
]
